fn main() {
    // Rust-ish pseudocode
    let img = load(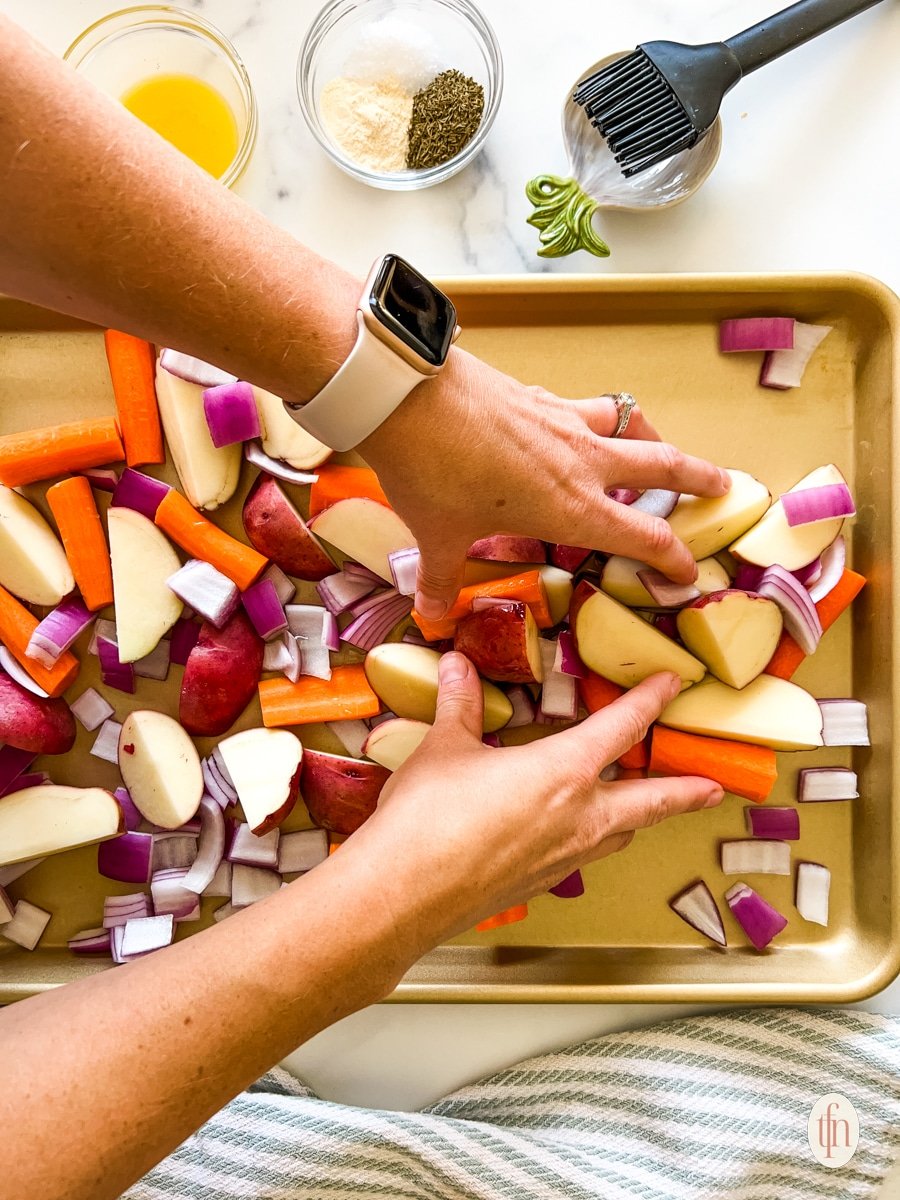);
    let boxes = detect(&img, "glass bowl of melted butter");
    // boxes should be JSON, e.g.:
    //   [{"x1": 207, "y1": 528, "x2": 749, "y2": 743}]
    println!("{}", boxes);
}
[{"x1": 64, "y1": 5, "x2": 257, "y2": 188}]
